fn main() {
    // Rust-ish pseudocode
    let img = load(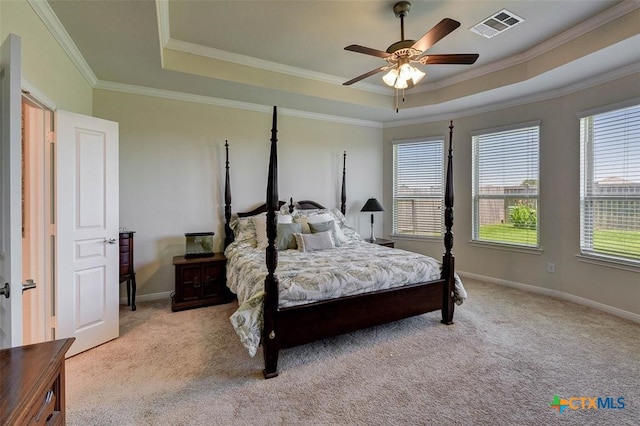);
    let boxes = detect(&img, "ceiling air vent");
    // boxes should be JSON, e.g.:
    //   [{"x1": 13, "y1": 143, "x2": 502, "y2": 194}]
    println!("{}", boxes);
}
[{"x1": 470, "y1": 9, "x2": 524, "y2": 39}]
